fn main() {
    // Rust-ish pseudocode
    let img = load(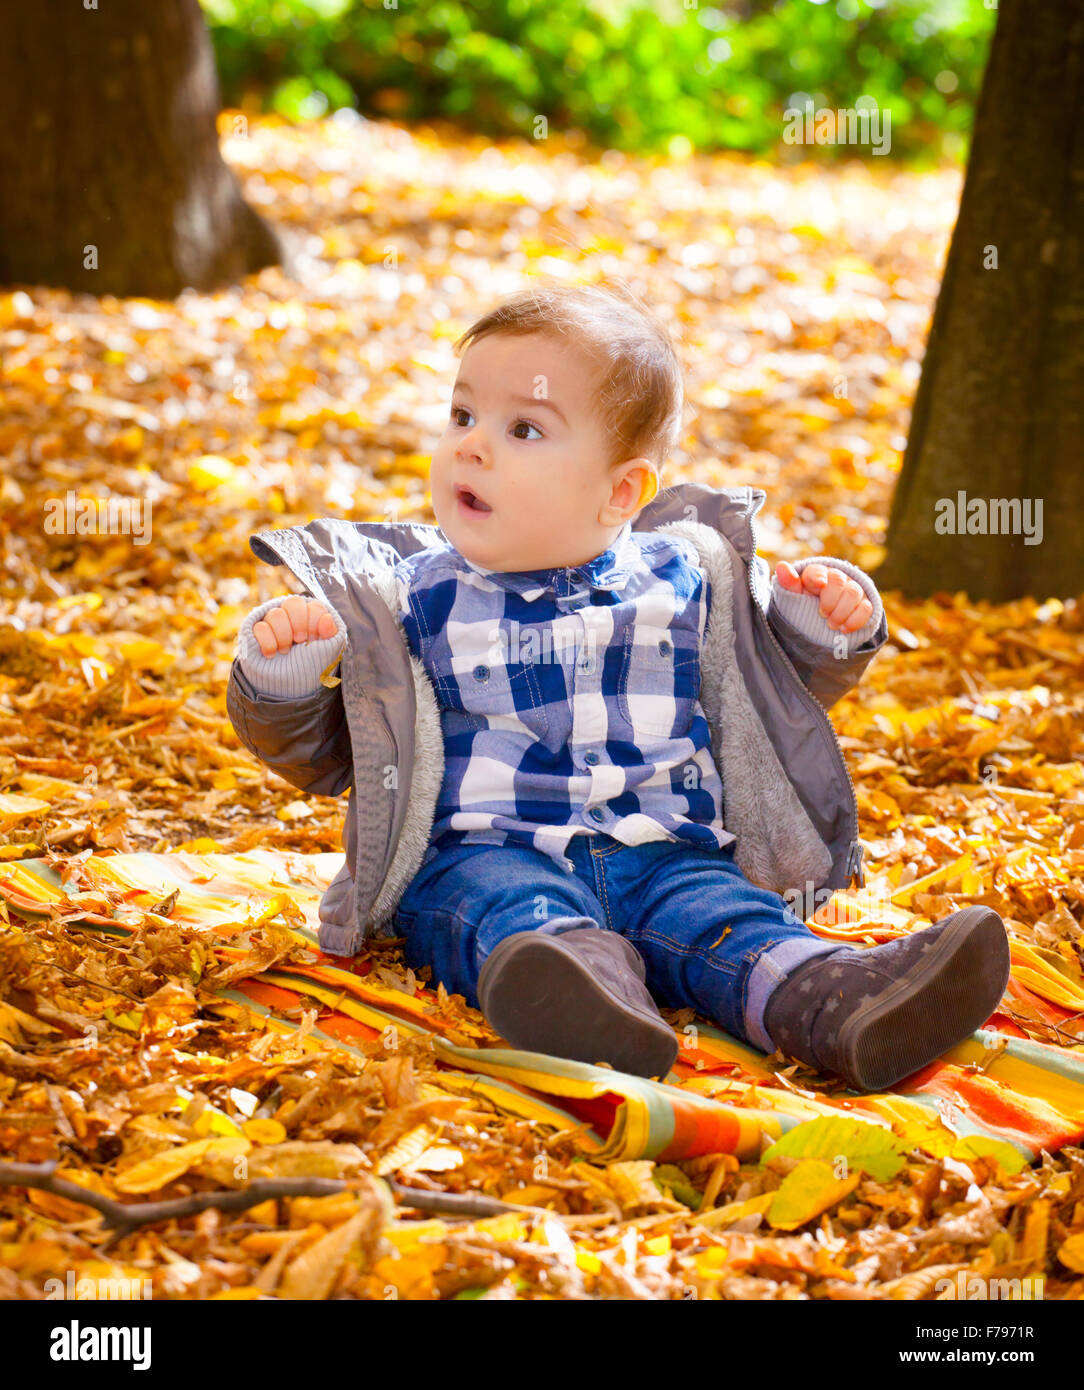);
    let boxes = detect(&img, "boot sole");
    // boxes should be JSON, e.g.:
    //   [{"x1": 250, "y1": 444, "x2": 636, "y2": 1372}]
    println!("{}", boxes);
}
[
  {"x1": 836, "y1": 907, "x2": 1011, "y2": 1092},
  {"x1": 478, "y1": 933, "x2": 679, "y2": 1080}
]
